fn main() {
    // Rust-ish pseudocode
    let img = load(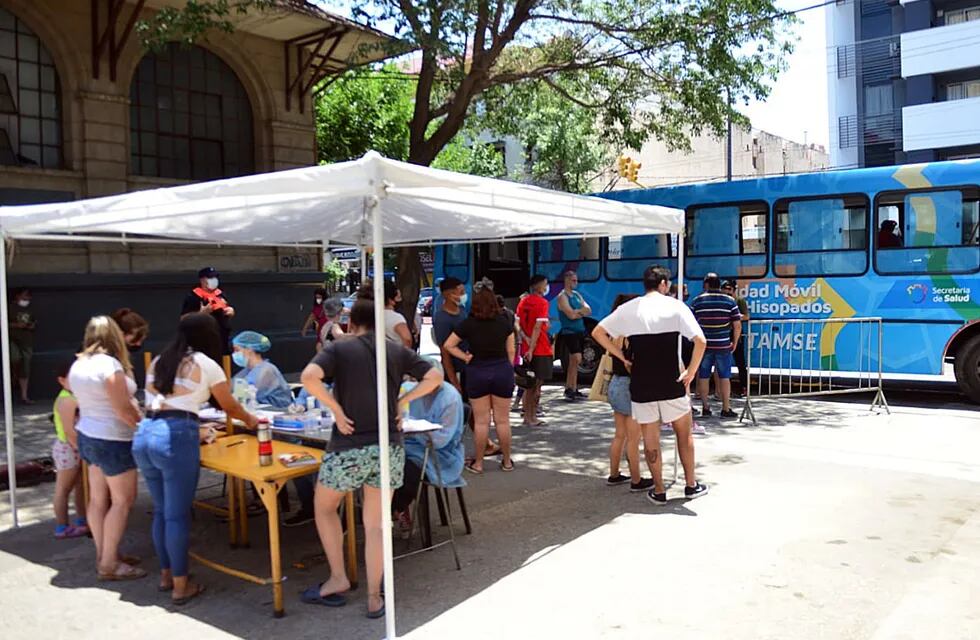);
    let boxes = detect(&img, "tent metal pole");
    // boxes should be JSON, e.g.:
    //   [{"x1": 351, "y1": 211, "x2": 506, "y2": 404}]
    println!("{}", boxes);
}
[
  {"x1": 0, "y1": 234, "x2": 18, "y2": 527},
  {"x1": 371, "y1": 198, "x2": 397, "y2": 639},
  {"x1": 675, "y1": 232, "x2": 685, "y2": 485}
]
